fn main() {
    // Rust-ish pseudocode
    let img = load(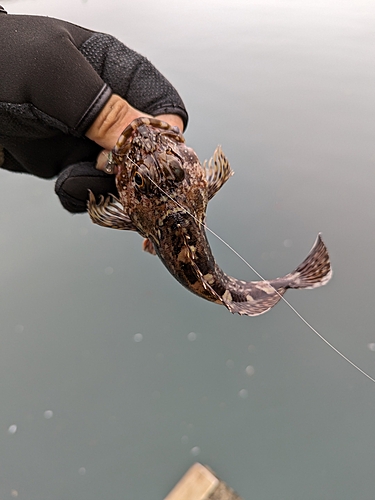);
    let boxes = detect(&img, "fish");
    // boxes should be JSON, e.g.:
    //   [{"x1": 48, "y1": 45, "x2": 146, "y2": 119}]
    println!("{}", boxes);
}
[{"x1": 88, "y1": 117, "x2": 332, "y2": 316}]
